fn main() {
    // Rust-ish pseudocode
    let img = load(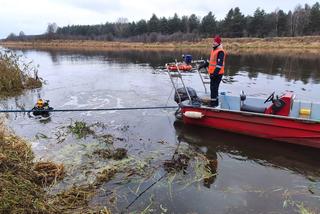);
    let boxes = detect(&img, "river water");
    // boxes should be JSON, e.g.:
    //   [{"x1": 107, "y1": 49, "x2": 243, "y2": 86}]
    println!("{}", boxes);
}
[{"x1": 1, "y1": 49, "x2": 320, "y2": 213}]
